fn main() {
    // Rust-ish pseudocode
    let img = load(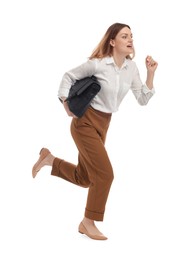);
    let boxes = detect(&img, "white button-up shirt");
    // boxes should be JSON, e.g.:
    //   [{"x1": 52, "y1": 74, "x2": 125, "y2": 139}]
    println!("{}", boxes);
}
[{"x1": 58, "y1": 57, "x2": 155, "y2": 113}]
